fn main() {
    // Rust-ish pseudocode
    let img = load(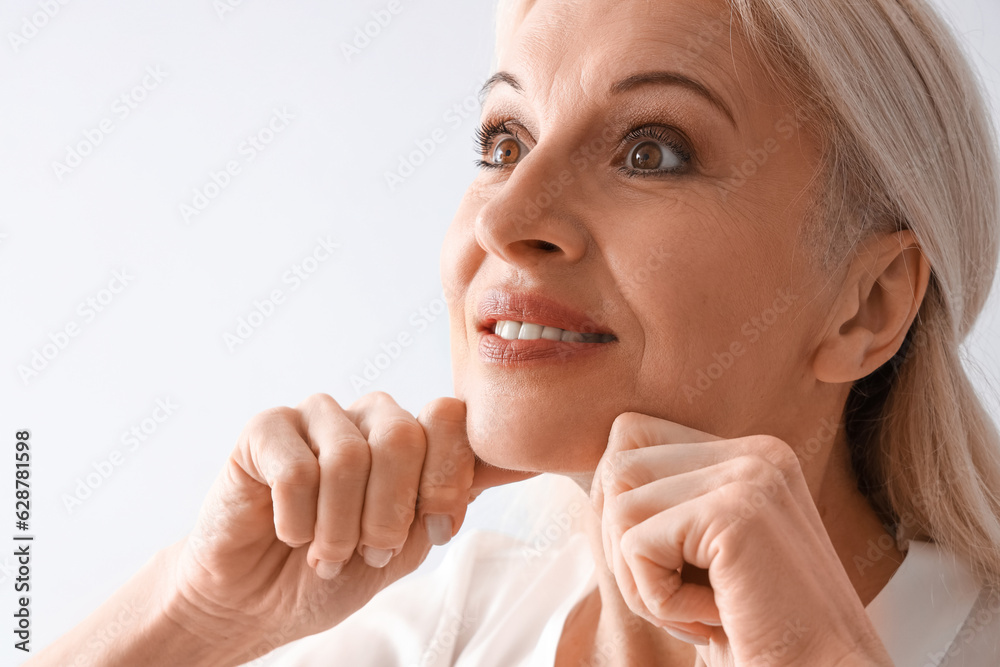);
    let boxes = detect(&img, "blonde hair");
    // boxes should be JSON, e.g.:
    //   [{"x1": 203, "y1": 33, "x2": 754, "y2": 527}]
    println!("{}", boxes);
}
[{"x1": 491, "y1": 0, "x2": 1000, "y2": 589}]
